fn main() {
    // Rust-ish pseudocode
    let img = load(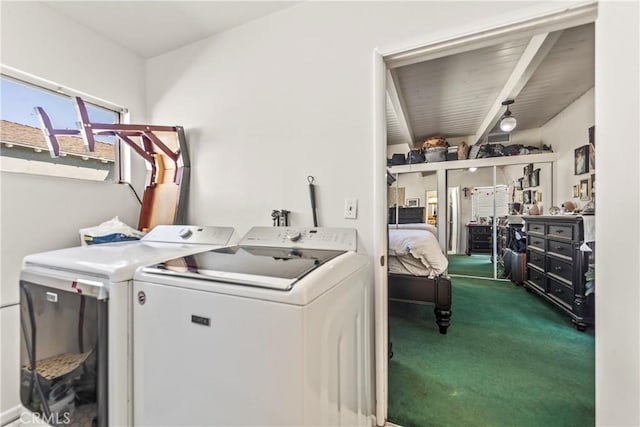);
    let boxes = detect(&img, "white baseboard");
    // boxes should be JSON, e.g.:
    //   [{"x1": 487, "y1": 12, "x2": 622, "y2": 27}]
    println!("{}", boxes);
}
[{"x1": 0, "y1": 405, "x2": 20, "y2": 426}]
